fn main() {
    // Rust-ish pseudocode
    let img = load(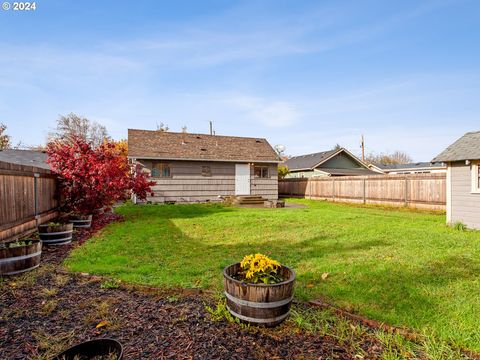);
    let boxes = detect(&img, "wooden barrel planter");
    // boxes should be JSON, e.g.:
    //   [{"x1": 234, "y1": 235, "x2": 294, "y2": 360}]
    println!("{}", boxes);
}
[
  {"x1": 38, "y1": 223, "x2": 74, "y2": 246},
  {"x1": 223, "y1": 263, "x2": 296, "y2": 326},
  {"x1": 0, "y1": 240, "x2": 42, "y2": 276},
  {"x1": 69, "y1": 214, "x2": 92, "y2": 228},
  {"x1": 52, "y1": 338, "x2": 123, "y2": 360}
]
